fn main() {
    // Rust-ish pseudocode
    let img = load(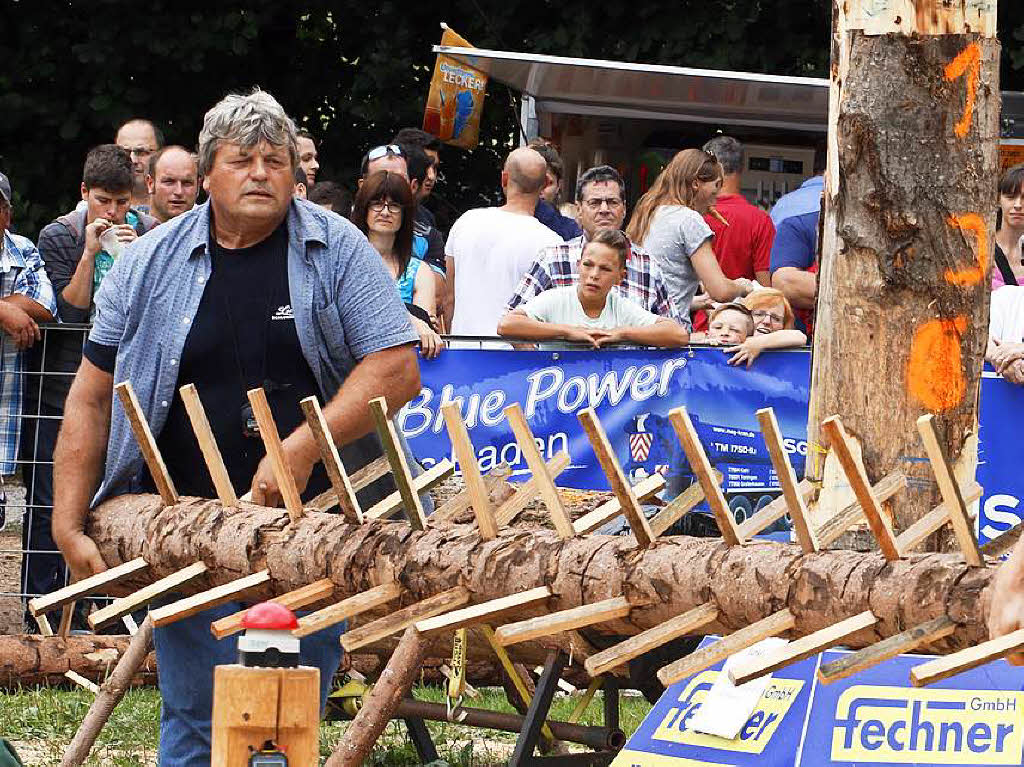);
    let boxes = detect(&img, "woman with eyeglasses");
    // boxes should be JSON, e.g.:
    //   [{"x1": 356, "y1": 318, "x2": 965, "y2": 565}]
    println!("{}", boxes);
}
[
  {"x1": 718, "y1": 288, "x2": 808, "y2": 366},
  {"x1": 626, "y1": 149, "x2": 755, "y2": 328},
  {"x1": 351, "y1": 170, "x2": 443, "y2": 358}
]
